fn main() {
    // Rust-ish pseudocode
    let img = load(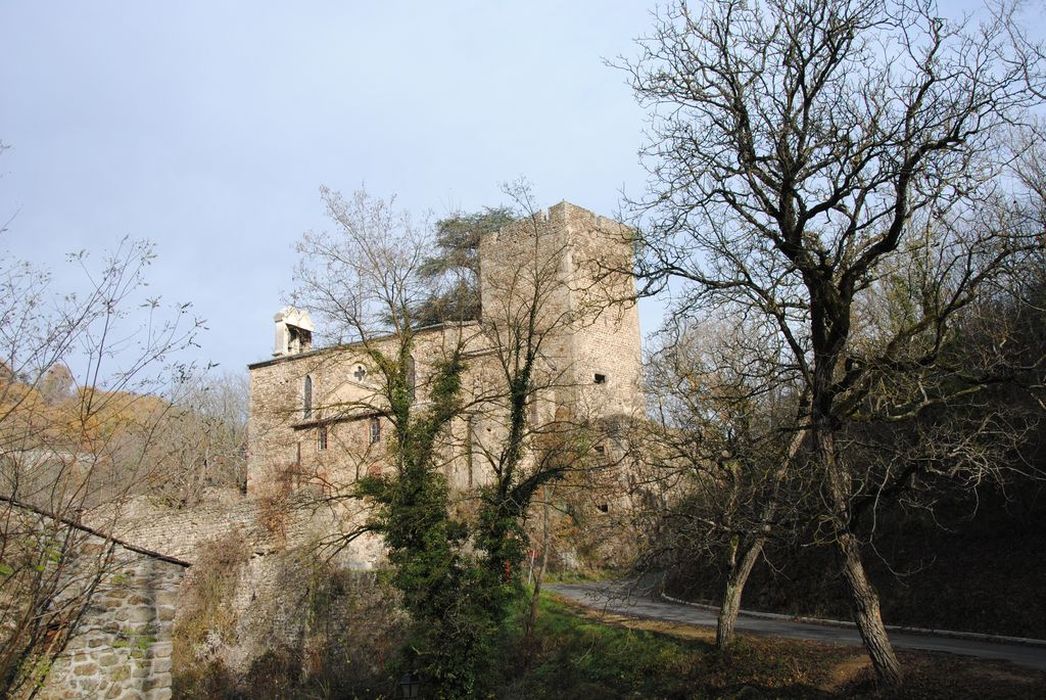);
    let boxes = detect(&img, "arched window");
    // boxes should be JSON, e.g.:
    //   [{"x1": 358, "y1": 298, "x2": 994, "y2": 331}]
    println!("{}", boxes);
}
[
  {"x1": 406, "y1": 355, "x2": 416, "y2": 402},
  {"x1": 303, "y1": 375, "x2": 313, "y2": 419}
]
